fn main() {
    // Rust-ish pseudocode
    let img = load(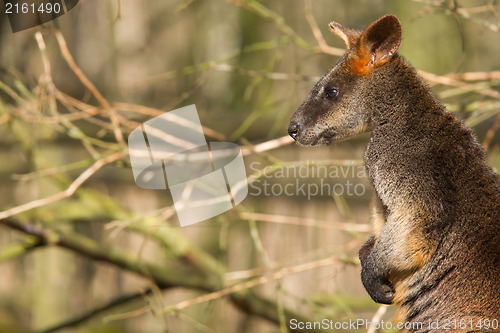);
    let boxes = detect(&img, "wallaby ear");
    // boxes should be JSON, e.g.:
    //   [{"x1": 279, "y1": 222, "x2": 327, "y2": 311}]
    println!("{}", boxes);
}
[
  {"x1": 329, "y1": 21, "x2": 362, "y2": 49},
  {"x1": 350, "y1": 15, "x2": 402, "y2": 76}
]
